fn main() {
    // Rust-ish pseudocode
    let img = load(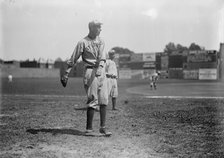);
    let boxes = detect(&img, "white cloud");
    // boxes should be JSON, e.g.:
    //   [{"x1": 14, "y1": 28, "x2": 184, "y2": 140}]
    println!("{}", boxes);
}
[
  {"x1": 94, "y1": 0, "x2": 102, "y2": 8},
  {"x1": 142, "y1": 8, "x2": 158, "y2": 19}
]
